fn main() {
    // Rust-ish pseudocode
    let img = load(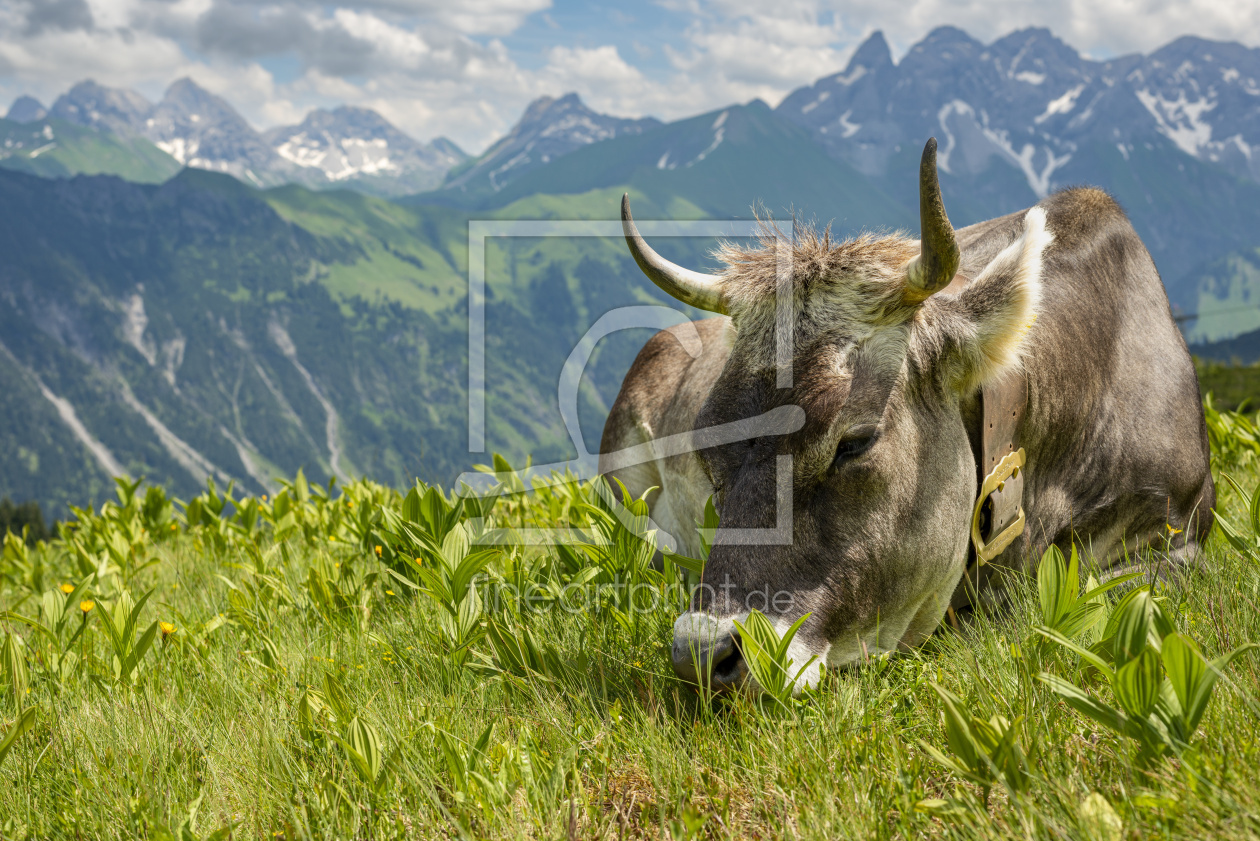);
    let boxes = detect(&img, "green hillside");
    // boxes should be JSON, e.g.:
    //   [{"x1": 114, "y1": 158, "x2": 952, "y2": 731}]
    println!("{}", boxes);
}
[
  {"x1": 0, "y1": 167, "x2": 723, "y2": 516},
  {"x1": 0, "y1": 118, "x2": 180, "y2": 184},
  {"x1": 418, "y1": 102, "x2": 914, "y2": 234}
]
